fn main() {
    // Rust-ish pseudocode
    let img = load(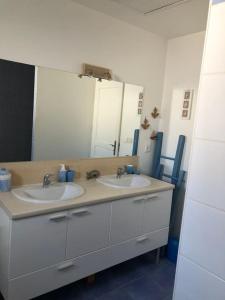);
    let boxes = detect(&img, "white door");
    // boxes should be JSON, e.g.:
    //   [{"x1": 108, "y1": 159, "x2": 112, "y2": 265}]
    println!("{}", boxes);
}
[
  {"x1": 119, "y1": 84, "x2": 143, "y2": 156},
  {"x1": 91, "y1": 80, "x2": 123, "y2": 157}
]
